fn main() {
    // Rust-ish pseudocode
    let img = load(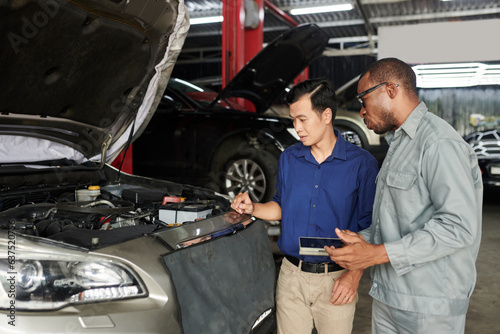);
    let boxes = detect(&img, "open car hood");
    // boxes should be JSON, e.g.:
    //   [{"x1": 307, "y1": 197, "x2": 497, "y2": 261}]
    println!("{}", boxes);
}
[
  {"x1": 0, "y1": 0, "x2": 189, "y2": 165},
  {"x1": 213, "y1": 23, "x2": 329, "y2": 114}
]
